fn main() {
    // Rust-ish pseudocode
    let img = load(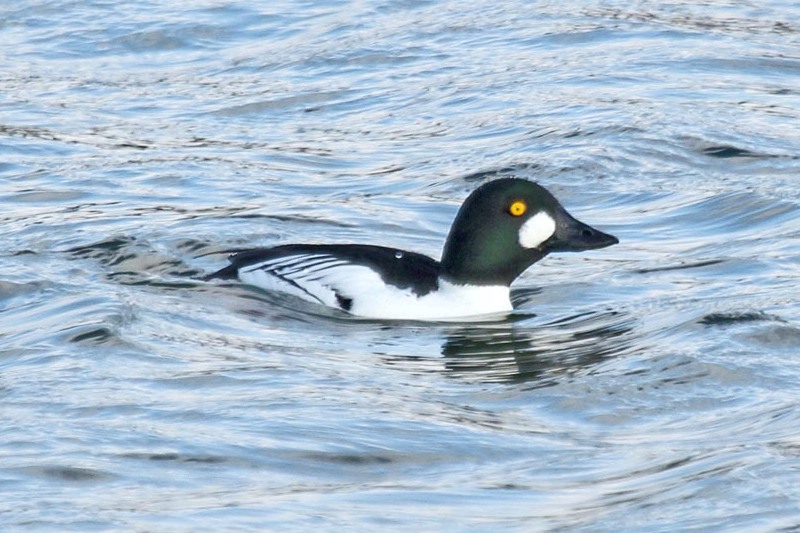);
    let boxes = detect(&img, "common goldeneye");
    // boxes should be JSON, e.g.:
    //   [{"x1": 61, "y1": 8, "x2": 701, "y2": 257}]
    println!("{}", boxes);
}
[{"x1": 206, "y1": 178, "x2": 618, "y2": 320}]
